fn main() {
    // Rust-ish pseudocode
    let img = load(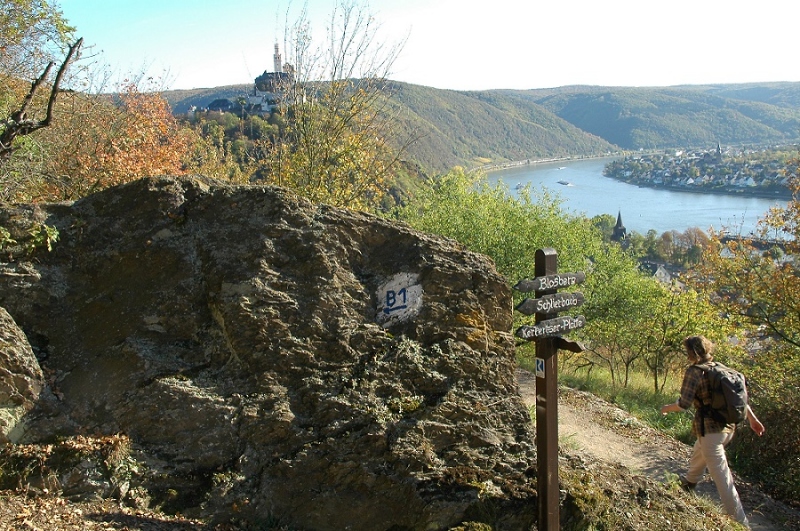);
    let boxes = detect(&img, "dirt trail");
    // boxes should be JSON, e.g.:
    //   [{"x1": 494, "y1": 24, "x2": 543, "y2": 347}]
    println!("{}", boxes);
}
[{"x1": 516, "y1": 368, "x2": 799, "y2": 530}]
